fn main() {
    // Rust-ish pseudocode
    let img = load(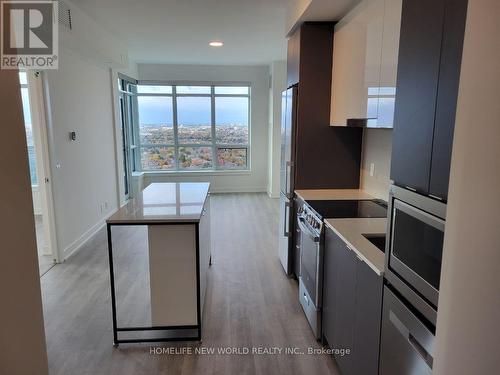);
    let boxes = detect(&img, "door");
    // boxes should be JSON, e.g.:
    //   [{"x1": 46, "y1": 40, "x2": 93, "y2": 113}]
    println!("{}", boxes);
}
[
  {"x1": 352, "y1": 257, "x2": 383, "y2": 375},
  {"x1": 287, "y1": 27, "x2": 301, "y2": 87},
  {"x1": 332, "y1": 239, "x2": 357, "y2": 374},
  {"x1": 297, "y1": 215, "x2": 321, "y2": 305},
  {"x1": 293, "y1": 198, "x2": 303, "y2": 278},
  {"x1": 119, "y1": 96, "x2": 131, "y2": 199},
  {"x1": 118, "y1": 77, "x2": 136, "y2": 200},
  {"x1": 278, "y1": 194, "x2": 292, "y2": 275},
  {"x1": 390, "y1": 0, "x2": 446, "y2": 193},
  {"x1": 323, "y1": 229, "x2": 343, "y2": 344},
  {"x1": 280, "y1": 87, "x2": 295, "y2": 197},
  {"x1": 429, "y1": 0, "x2": 468, "y2": 201},
  {"x1": 330, "y1": 0, "x2": 384, "y2": 126},
  {"x1": 280, "y1": 90, "x2": 288, "y2": 195},
  {"x1": 21, "y1": 71, "x2": 59, "y2": 272}
]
